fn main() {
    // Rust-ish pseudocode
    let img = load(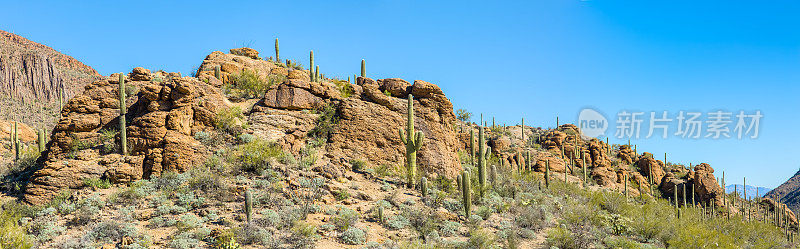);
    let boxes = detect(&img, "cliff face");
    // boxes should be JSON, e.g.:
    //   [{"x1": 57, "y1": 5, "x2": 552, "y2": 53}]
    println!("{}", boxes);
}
[{"x1": 0, "y1": 30, "x2": 100, "y2": 130}]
